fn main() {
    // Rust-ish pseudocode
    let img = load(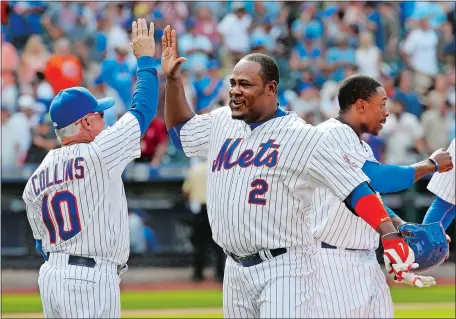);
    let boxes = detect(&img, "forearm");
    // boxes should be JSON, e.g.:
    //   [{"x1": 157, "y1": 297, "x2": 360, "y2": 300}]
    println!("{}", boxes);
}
[
  {"x1": 410, "y1": 158, "x2": 437, "y2": 182},
  {"x1": 423, "y1": 196, "x2": 455, "y2": 230},
  {"x1": 128, "y1": 57, "x2": 159, "y2": 135},
  {"x1": 345, "y1": 182, "x2": 397, "y2": 235},
  {"x1": 361, "y1": 161, "x2": 415, "y2": 193},
  {"x1": 164, "y1": 71, "x2": 196, "y2": 129}
]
